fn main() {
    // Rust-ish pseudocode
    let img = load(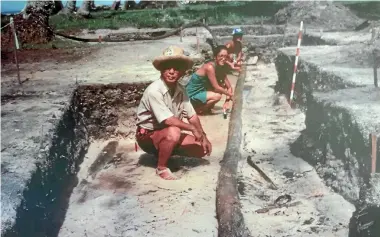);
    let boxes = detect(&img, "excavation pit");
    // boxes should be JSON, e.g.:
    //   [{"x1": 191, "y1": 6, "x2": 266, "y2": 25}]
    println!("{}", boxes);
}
[
  {"x1": 1, "y1": 82, "x2": 149, "y2": 237},
  {"x1": 58, "y1": 75, "x2": 239, "y2": 237},
  {"x1": 274, "y1": 37, "x2": 380, "y2": 237}
]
